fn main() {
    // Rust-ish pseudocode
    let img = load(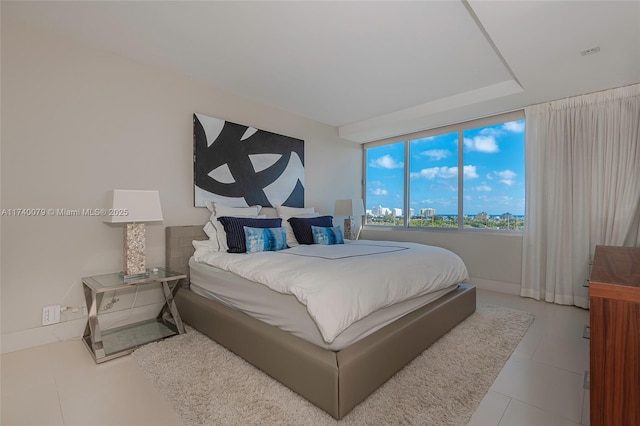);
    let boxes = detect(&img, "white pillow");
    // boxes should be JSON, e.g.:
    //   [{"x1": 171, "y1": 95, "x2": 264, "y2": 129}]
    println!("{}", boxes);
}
[
  {"x1": 213, "y1": 203, "x2": 262, "y2": 218},
  {"x1": 203, "y1": 221, "x2": 220, "y2": 251},
  {"x1": 192, "y1": 239, "x2": 214, "y2": 253},
  {"x1": 280, "y1": 212, "x2": 320, "y2": 247},
  {"x1": 215, "y1": 214, "x2": 267, "y2": 252},
  {"x1": 276, "y1": 205, "x2": 315, "y2": 217},
  {"x1": 203, "y1": 203, "x2": 262, "y2": 251}
]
